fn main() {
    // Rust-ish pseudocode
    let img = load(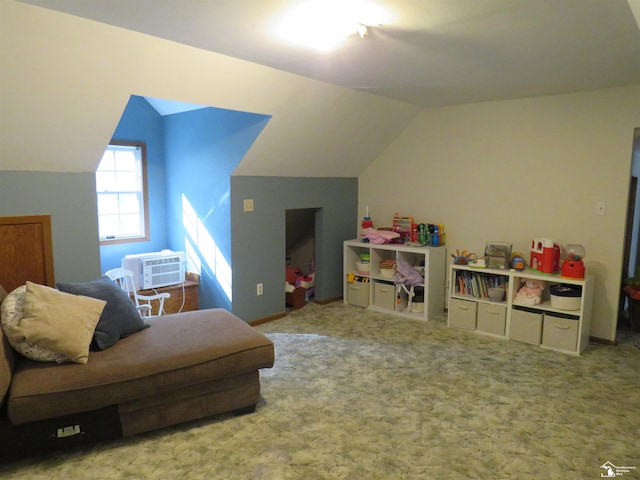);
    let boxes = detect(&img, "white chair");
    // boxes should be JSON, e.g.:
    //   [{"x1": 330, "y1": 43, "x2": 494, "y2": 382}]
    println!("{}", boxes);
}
[{"x1": 104, "y1": 267, "x2": 170, "y2": 318}]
